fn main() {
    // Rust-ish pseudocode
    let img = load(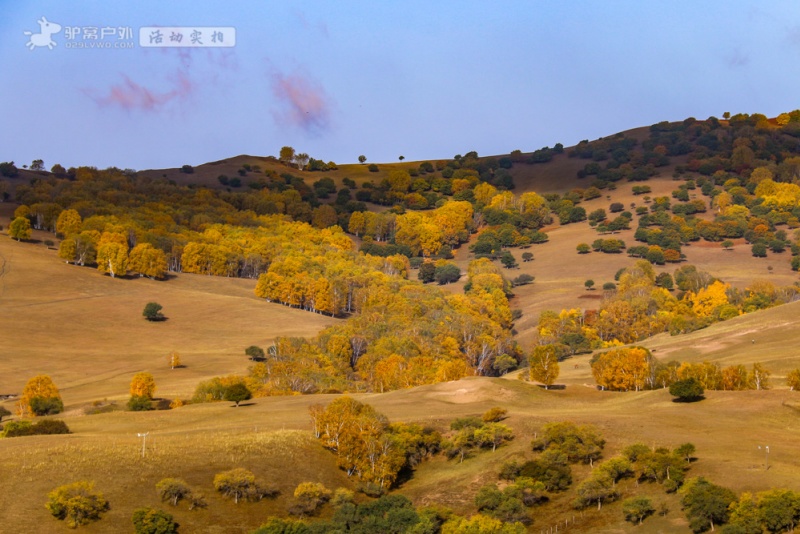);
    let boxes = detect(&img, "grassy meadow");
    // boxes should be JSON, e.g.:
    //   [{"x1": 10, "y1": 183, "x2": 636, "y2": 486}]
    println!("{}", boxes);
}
[{"x1": 2, "y1": 136, "x2": 800, "y2": 532}]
